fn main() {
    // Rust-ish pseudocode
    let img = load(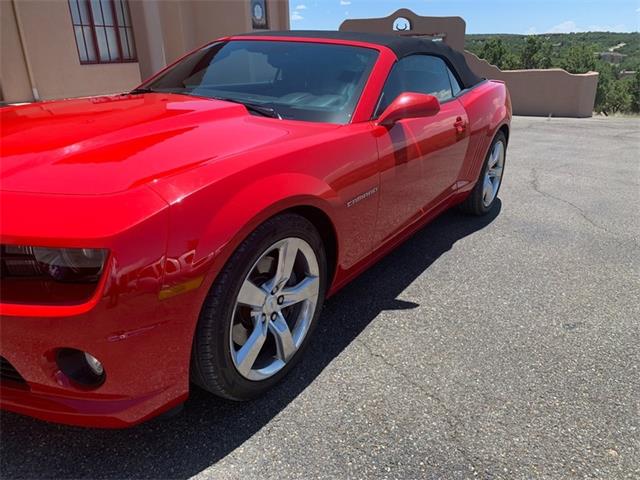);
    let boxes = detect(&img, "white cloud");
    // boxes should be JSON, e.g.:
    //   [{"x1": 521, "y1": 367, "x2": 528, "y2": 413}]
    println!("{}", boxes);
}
[
  {"x1": 295, "y1": 4, "x2": 307, "y2": 10},
  {"x1": 546, "y1": 20, "x2": 629, "y2": 33},
  {"x1": 340, "y1": 0, "x2": 351, "y2": 5},
  {"x1": 525, "y1": 26, "x2": 538, "y2": 35},
  {"x1": 548, "y1": 20, "x2": 579, "y2": 33},
  {"x1": 291, "y1": 12, "x2": 304, "y2": 21}
]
